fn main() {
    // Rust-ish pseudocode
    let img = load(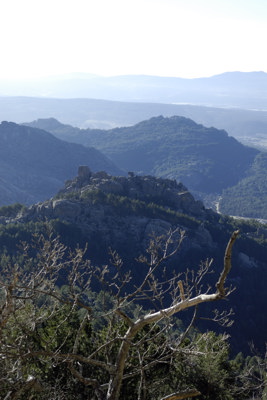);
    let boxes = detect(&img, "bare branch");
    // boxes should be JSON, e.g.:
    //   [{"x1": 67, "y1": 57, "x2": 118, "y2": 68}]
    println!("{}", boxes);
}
[
  {"x1": 68, "y1": 364, "x2": 106, "y2": 400},
  {"x1": 106, "y1": 231, "x2": 239, "y2": 400},
  {"x1": 15, "y1": 350, "x2": 115, "y2": 374},
  {"x1": 115, "y1": 309, "x2": 134, "y2": 327},
  {"x1": 4, "y1": 376, "x2": 43, "y2": 400},
  {"x1": 160, "y1": 389, "x2": 201, "y2": 400},
  {"x1": 216, "y1": 230, "x2": 240, "y2": 297},
  {"x1": 178, "y1": 280, "x2": 185, "y2": 301}
]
